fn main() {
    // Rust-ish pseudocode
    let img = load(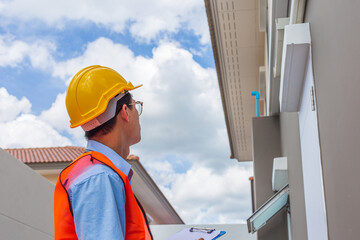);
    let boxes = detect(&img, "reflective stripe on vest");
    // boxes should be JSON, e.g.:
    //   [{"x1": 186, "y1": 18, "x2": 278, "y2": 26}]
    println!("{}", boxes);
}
[{"x1": 54, "y1": 151, "x2": 153, "y2": 240}]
